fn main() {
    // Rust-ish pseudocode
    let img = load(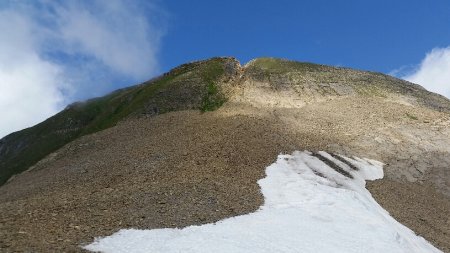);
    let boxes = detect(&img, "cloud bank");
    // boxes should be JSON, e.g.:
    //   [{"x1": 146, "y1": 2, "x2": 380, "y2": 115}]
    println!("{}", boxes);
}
[
  {"x1": 0, "y1": 0, "x2": 165, "y2": 138},
  {"x1": 0, "y1": 10, "x2": 66, "y2": 139},
  {"x1": 402, "y1": 47, "x2": 450, "y2": 99}
]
